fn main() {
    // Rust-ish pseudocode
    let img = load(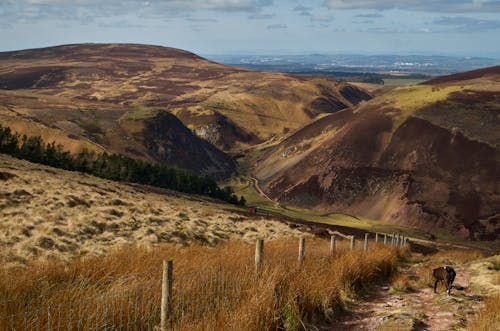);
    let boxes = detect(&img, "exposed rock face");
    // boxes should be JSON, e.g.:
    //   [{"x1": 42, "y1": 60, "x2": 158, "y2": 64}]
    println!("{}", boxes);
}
[
  {"x1": 0, "y1": 43, "x2": 371, "y2": 177},
  {"x1": 256, "y1": 67, "x2": 500, "y2": 240},
  {"x1": 339, "y1": 85, "x2": 371, "y2": 105},
  {"x1": 143, "y1": 112, "x2": 236, "y2": 179},
  {"x1": 179, "y1": 111, "x2": 261, "y2": 150}
]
